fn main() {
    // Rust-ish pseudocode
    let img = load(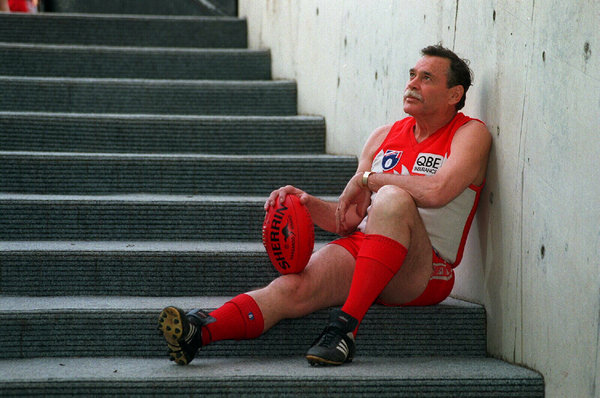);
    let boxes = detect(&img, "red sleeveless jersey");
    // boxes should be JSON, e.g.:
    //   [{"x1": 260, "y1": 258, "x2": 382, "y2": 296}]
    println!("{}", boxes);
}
[{"x1": 358, "y1": 112, "x2": 485, "y2": 266}]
